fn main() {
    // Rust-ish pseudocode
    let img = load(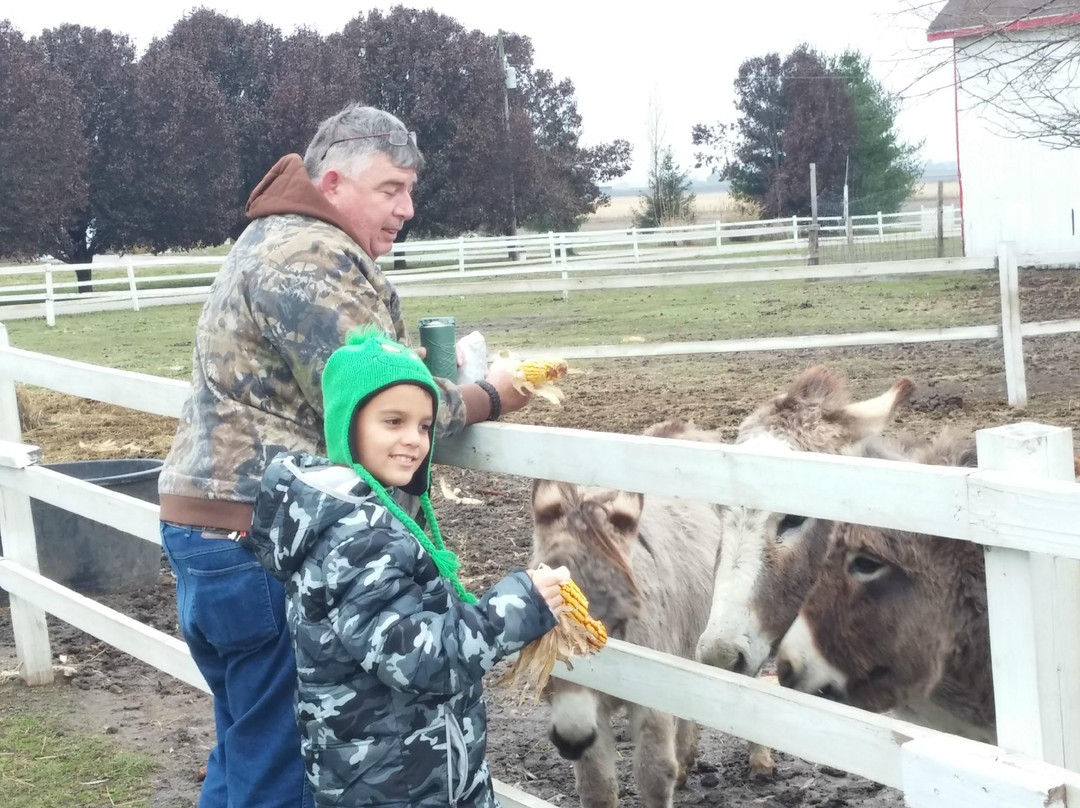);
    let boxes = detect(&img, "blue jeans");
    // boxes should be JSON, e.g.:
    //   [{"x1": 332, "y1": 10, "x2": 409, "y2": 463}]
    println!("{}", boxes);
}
[{"x1": 161, "y1": 522, "x2": 313, "y2": 808}]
